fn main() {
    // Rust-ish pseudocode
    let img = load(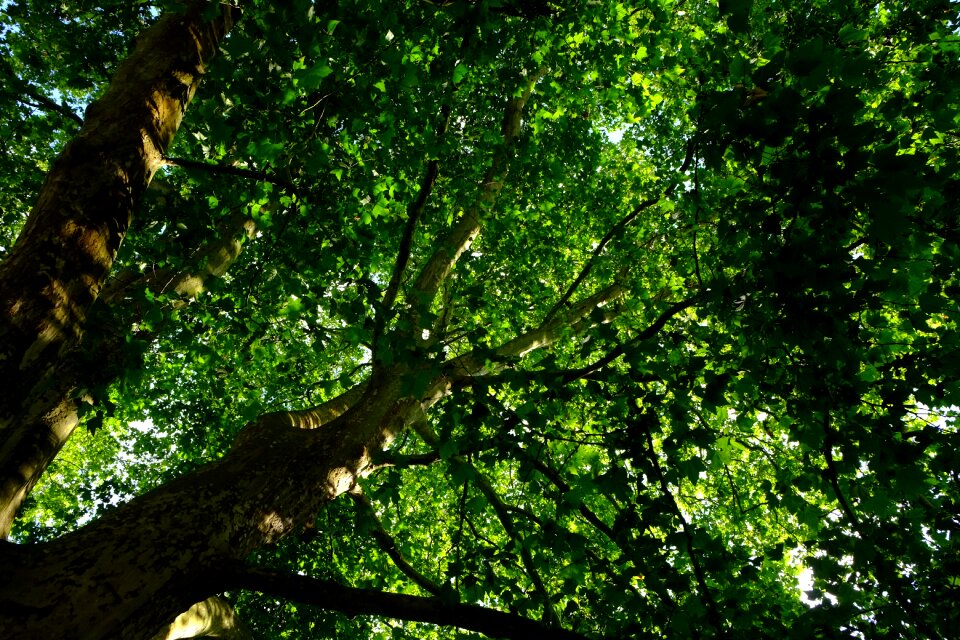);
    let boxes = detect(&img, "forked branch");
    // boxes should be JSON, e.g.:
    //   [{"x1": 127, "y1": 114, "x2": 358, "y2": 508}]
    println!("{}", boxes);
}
[
  {"x1": 406, "y1": 72, "x2": 543, "y2": 317},
  {"x1": 435, "y1": 283, "x2": 624, "y2": 394},
  {"x1": 545, "y1": 137, "x2": 697, "y2": 321}
]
